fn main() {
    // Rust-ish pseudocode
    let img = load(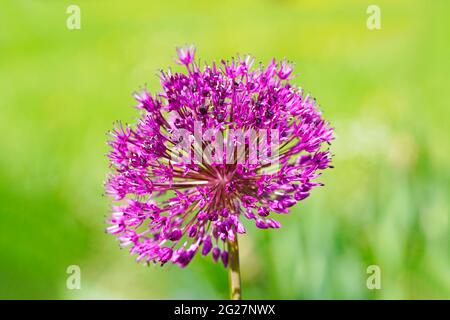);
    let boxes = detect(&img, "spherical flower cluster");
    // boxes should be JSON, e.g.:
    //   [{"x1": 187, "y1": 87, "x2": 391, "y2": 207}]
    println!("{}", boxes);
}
[{"x1": 106, "y1": 46, "x2": 334, "y2": 268}]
